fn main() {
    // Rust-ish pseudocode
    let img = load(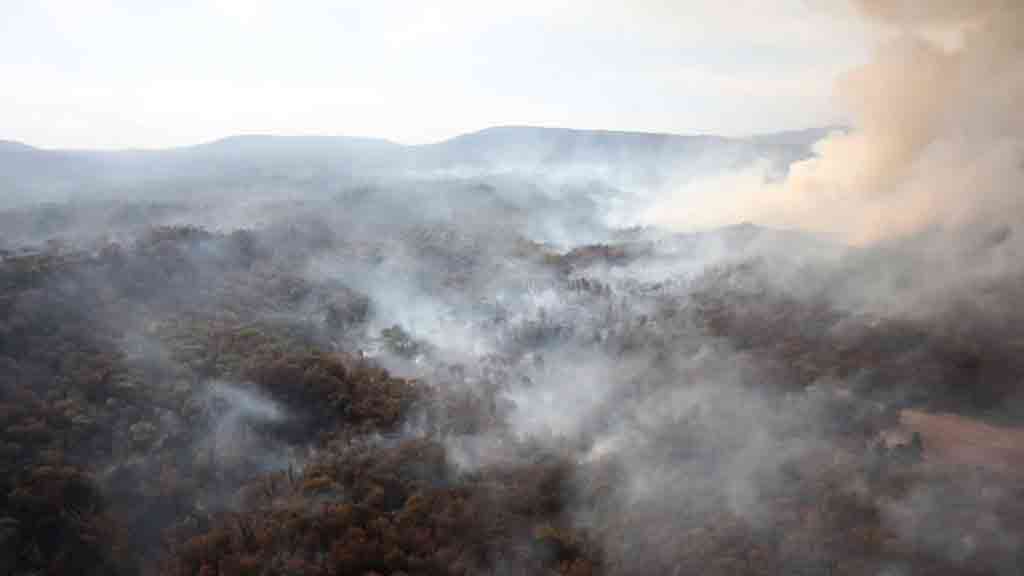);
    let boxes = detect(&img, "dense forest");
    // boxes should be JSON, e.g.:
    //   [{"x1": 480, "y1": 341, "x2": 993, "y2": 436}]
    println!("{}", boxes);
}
[
  {"x1": 6, "y1": 0, "x2": 1023, "y2": 571},
  {"x1": 2, "y1": 183, "x2": 1024, "y2": 575}
]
